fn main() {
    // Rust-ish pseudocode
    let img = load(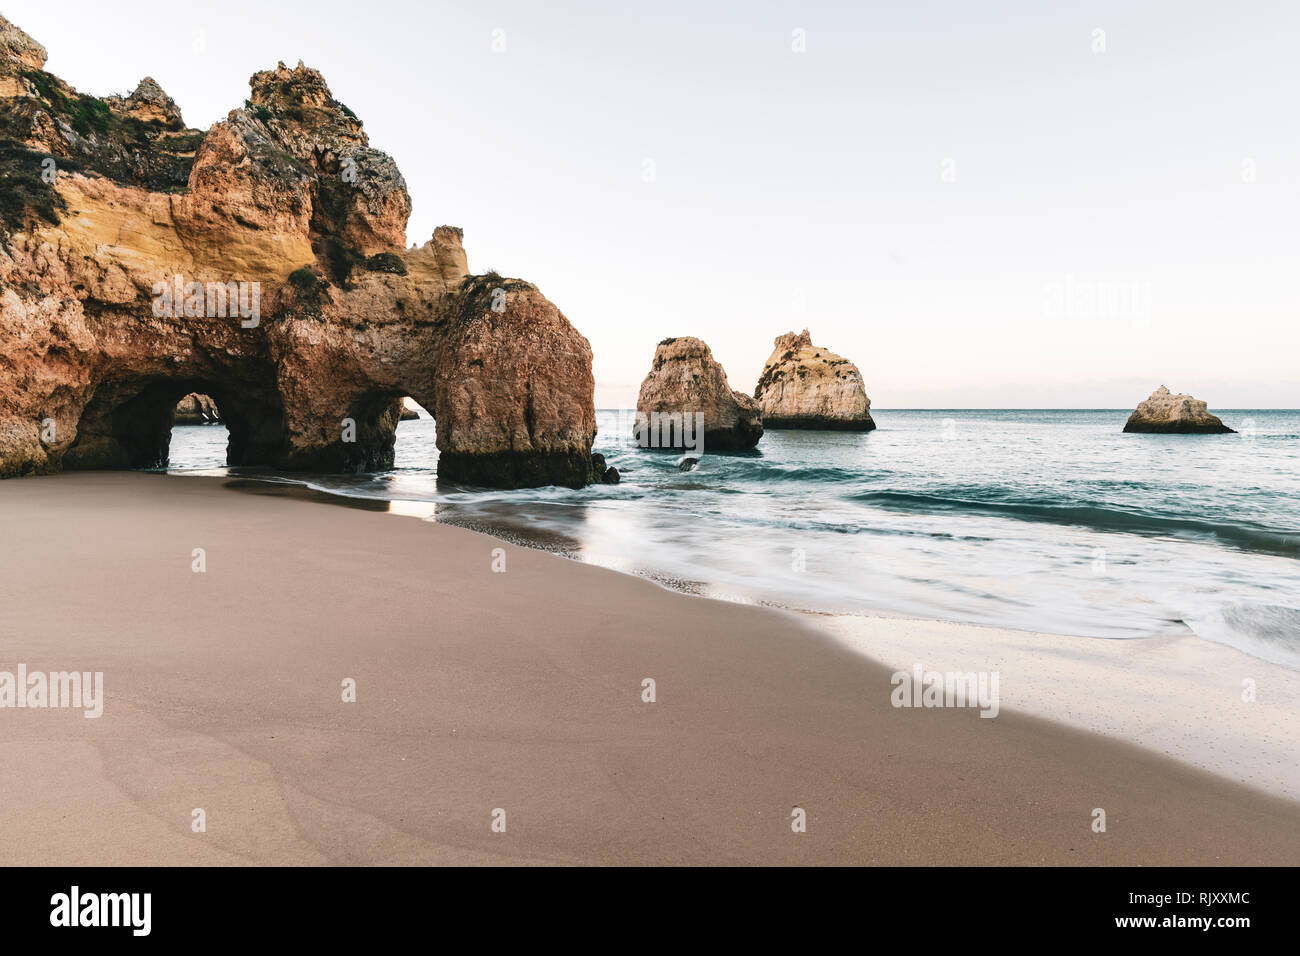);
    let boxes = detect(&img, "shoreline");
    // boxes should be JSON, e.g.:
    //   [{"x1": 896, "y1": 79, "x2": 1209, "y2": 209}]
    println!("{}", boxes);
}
[
  {"x1": 1, "y1": 470, "x2": 1297, "y2": 865},
  {"x1": 209, "y1": 469, "x2": 1199, "y2": 636}
]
